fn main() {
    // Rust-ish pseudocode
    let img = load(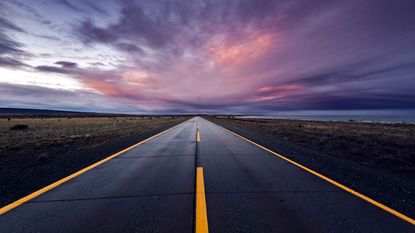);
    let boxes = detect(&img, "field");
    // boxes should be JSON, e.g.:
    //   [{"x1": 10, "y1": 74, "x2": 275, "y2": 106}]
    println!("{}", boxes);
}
[
  {"x1": 0, "y1": 116, "x2": 190, "y2": 206},
  {"x1": 208, "y1": 117, "x2": 415, "y2": 177},
  {"x1": 0, "y1": 116, "x2": 185, "y2": 151}
]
